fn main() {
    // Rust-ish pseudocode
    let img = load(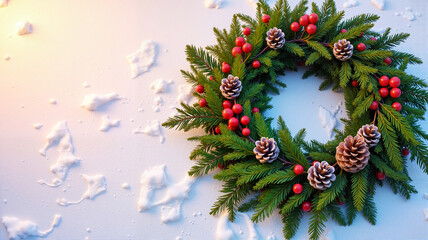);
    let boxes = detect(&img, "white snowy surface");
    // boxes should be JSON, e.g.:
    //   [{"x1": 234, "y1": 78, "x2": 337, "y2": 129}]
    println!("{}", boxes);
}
[
  {"x1": 15, "y1": 21, "x2": 32, "y2": 35},
  {"x1": 204, "y1": 0, "x2": 223, "y2": 9},
  {"x1": 127, "y1": 40, "x2": 157, "y2": 79},
  {"x1": 0, "y1": 0, "x2": 427, "y2": 239},
  {"x1": 371, "y1": 0, "x2": 385, "y2": 11}
]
